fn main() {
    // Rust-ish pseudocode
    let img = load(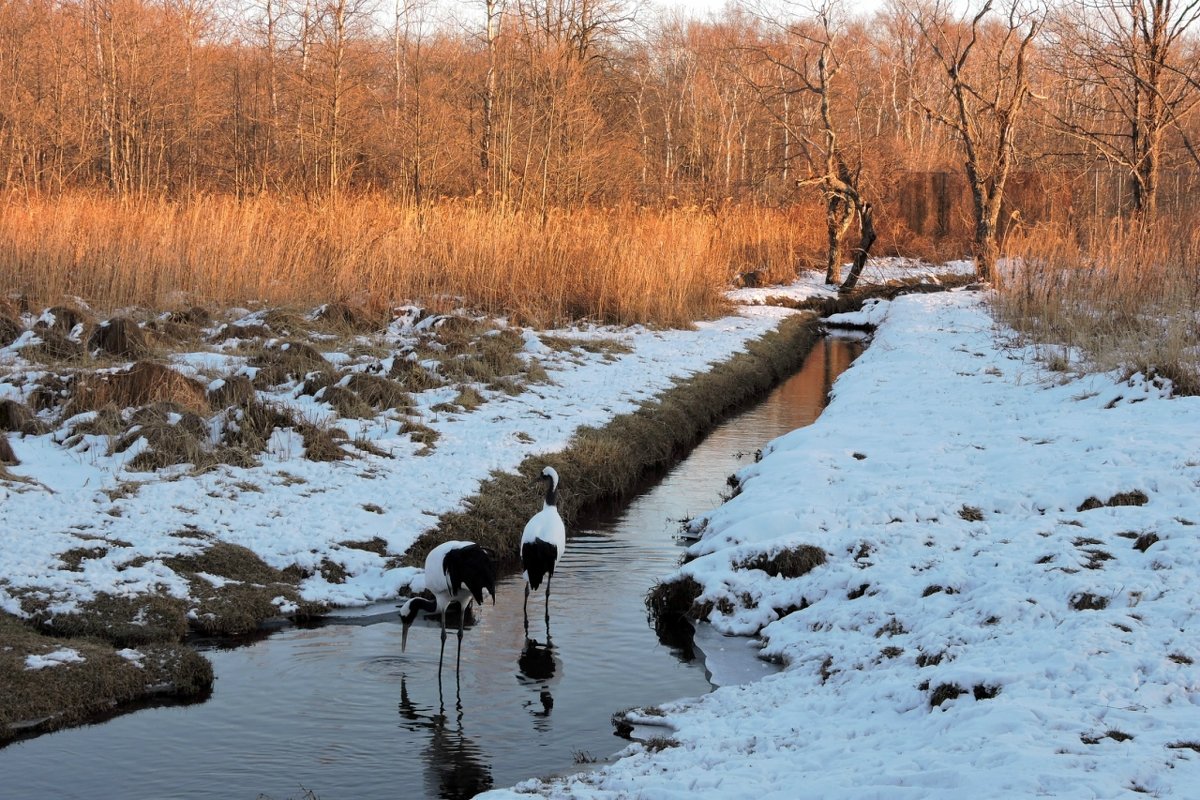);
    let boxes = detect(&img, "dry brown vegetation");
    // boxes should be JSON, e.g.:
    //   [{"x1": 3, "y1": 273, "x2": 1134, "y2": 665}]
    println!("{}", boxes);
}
[
  {"x1": 997, "y1": 221, "x2": 1200, "y2": 395},
  {"x1": 0, "y1": 613, "x2": 212, "y2": 744},
  {"x1": 0, "y1": 196, "x2": 815, "y2": 328}
]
